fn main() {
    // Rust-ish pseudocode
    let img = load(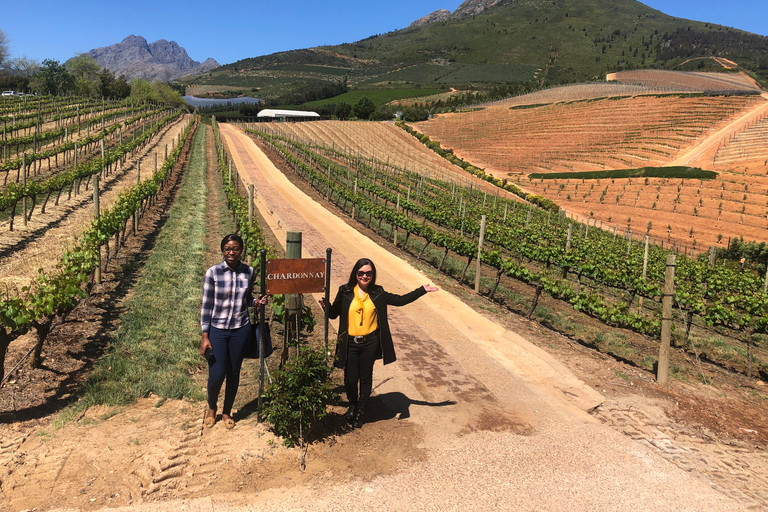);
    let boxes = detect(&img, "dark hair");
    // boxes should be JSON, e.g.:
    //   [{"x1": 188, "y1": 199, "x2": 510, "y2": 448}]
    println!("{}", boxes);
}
[
  {"x1": 346, "y1": 258, "x2": 376, "y2": 290},
  {"x1": 220, "y1": 233, "x2": 244, "y2": 252}
]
